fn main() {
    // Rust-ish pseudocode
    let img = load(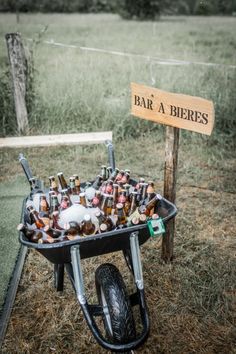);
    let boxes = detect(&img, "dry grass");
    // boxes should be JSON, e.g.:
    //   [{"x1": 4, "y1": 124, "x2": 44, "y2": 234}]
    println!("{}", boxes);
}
[{"x1": 1, "y1": 135, "x2": 236, "y2": 353}]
